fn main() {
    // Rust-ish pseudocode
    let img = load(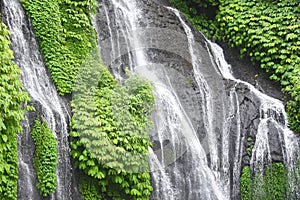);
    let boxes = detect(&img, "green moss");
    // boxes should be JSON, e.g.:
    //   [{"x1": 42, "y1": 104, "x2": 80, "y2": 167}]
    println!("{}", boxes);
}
[
  {"x1": 31, "y1": 119, "x2": 58, "y2": 196},
  {"x1": 70, "y1": 51, "x2": 154, "y2": 199},
  {"x1": 0, "y1": 22, "x2": 31, "y2": 200},
  {"x1": 22, "y1": 0, "x2": 97, "y2": 94}
]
